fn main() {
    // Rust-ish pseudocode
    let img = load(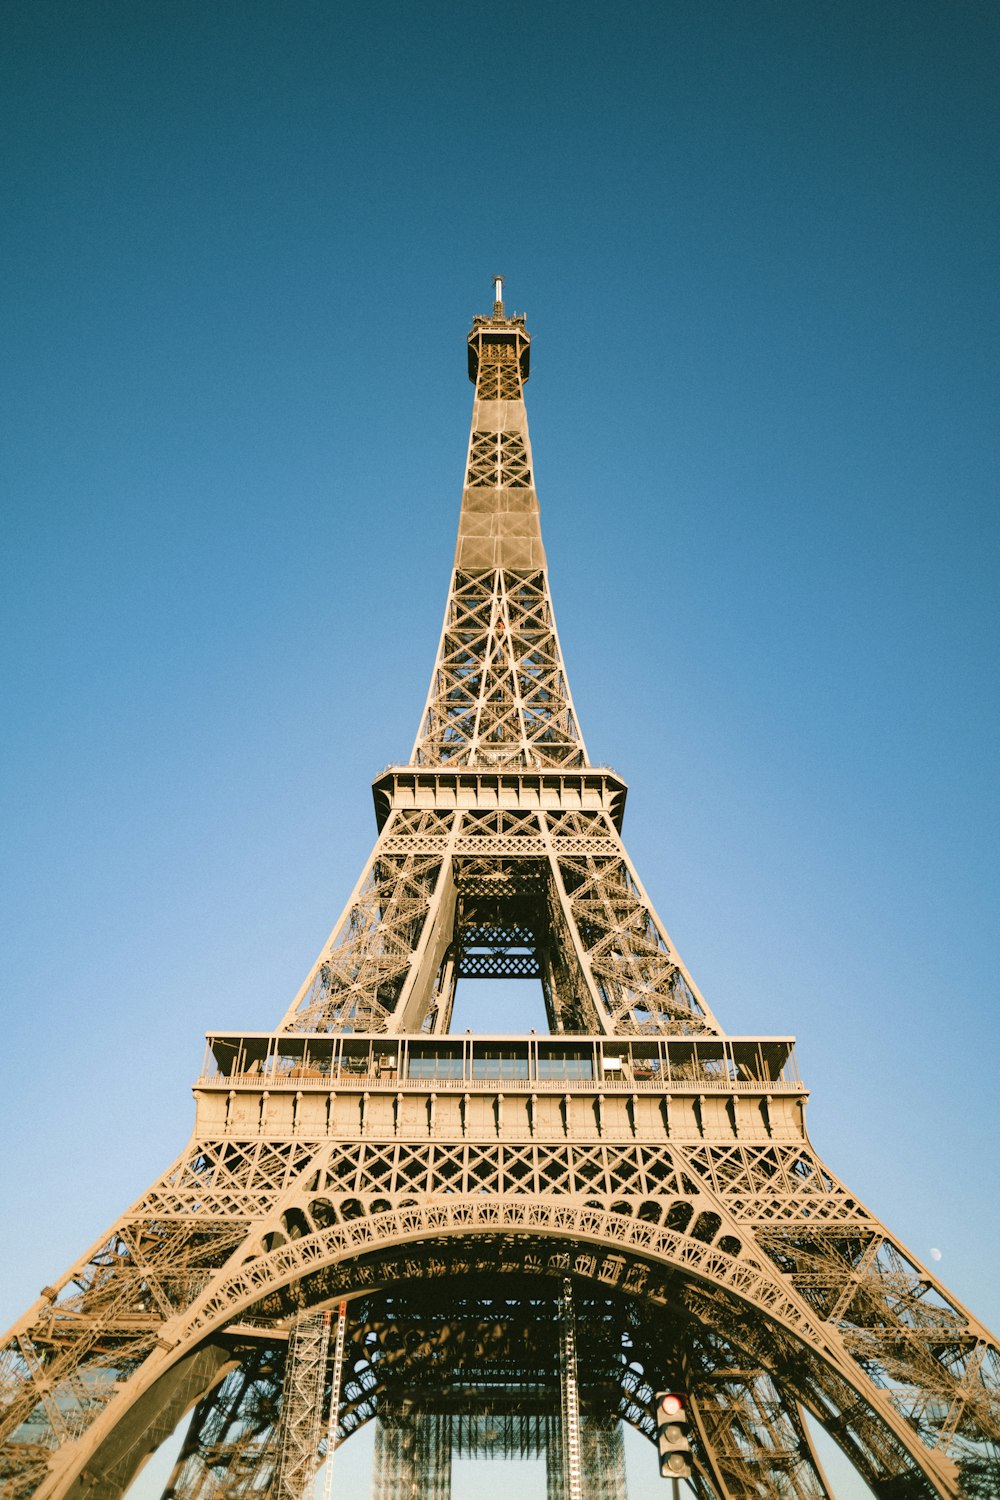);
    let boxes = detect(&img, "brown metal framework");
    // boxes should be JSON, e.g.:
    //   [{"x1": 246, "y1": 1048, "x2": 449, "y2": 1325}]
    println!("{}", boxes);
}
[{"x1": 1, "y1": 284, "x2": 999, "y2": 1500}]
